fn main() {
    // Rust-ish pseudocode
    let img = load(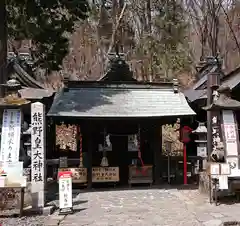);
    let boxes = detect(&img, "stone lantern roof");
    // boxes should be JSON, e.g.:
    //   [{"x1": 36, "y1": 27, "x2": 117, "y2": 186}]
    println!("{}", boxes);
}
[
  {"x1": 0, "y1": 78, "x2": 30, "y2": 108},
  {"x1": 203, "y1": 86, "x2": 240, "y2": 111},
  {"x1": 192, "y1": 122, "x2": 207, "y2": 134}
]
